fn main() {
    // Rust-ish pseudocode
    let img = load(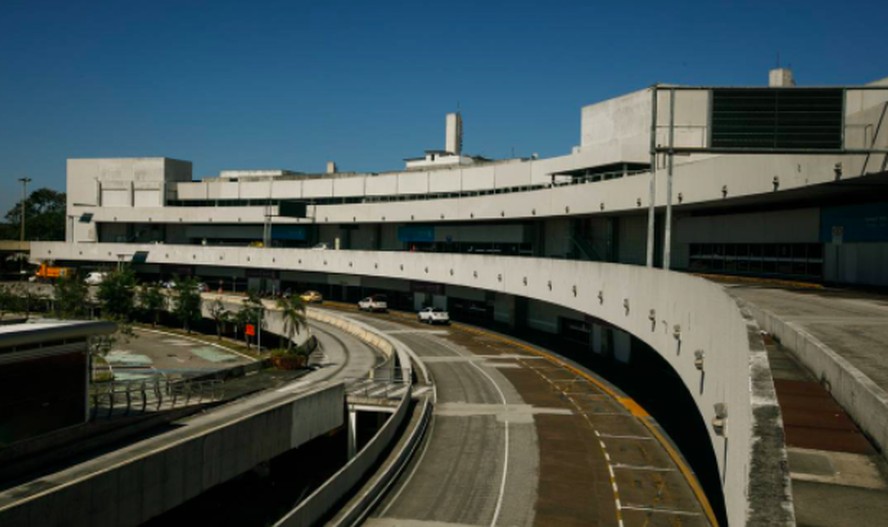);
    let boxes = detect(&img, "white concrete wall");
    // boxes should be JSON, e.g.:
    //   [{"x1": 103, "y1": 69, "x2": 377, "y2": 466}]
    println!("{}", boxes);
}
[{"x1": 30, "y1": 240, "x2": 791, "y2": 526}]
